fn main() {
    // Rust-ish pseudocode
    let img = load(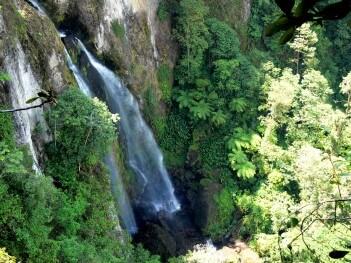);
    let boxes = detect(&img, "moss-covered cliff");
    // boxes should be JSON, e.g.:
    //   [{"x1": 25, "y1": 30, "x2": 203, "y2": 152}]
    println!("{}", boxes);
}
[{"x1": 0, "y1": 0, "x2": 75, "y2": 165}]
